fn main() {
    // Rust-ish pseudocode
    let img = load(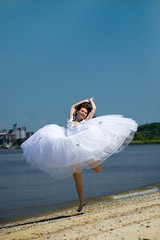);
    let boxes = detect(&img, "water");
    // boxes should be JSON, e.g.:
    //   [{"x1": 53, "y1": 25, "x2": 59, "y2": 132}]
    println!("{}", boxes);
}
[{"x1": 0, "y1": 145, "x2": 160, "y2": 224}]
